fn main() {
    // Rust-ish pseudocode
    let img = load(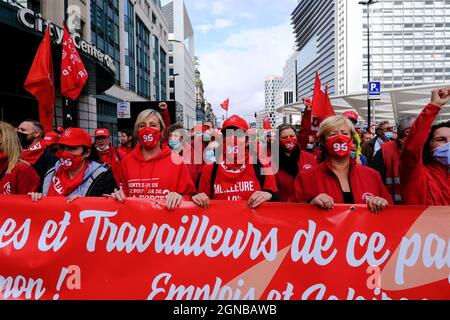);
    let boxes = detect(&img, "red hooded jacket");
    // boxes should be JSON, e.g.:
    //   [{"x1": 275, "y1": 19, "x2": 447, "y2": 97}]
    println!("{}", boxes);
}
[
  {"x1": 294, "y1": 159, "x2": 393, "y2": 204},
  {"x1": 115, "y1": 145, "x2": 196, "y2": 200},
  {"x1": 276, "y1": 150, "x2": 317, "y2": 202},
  {"x1": 400, "y1": 103, "x2": 449, "y2": 205}
]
